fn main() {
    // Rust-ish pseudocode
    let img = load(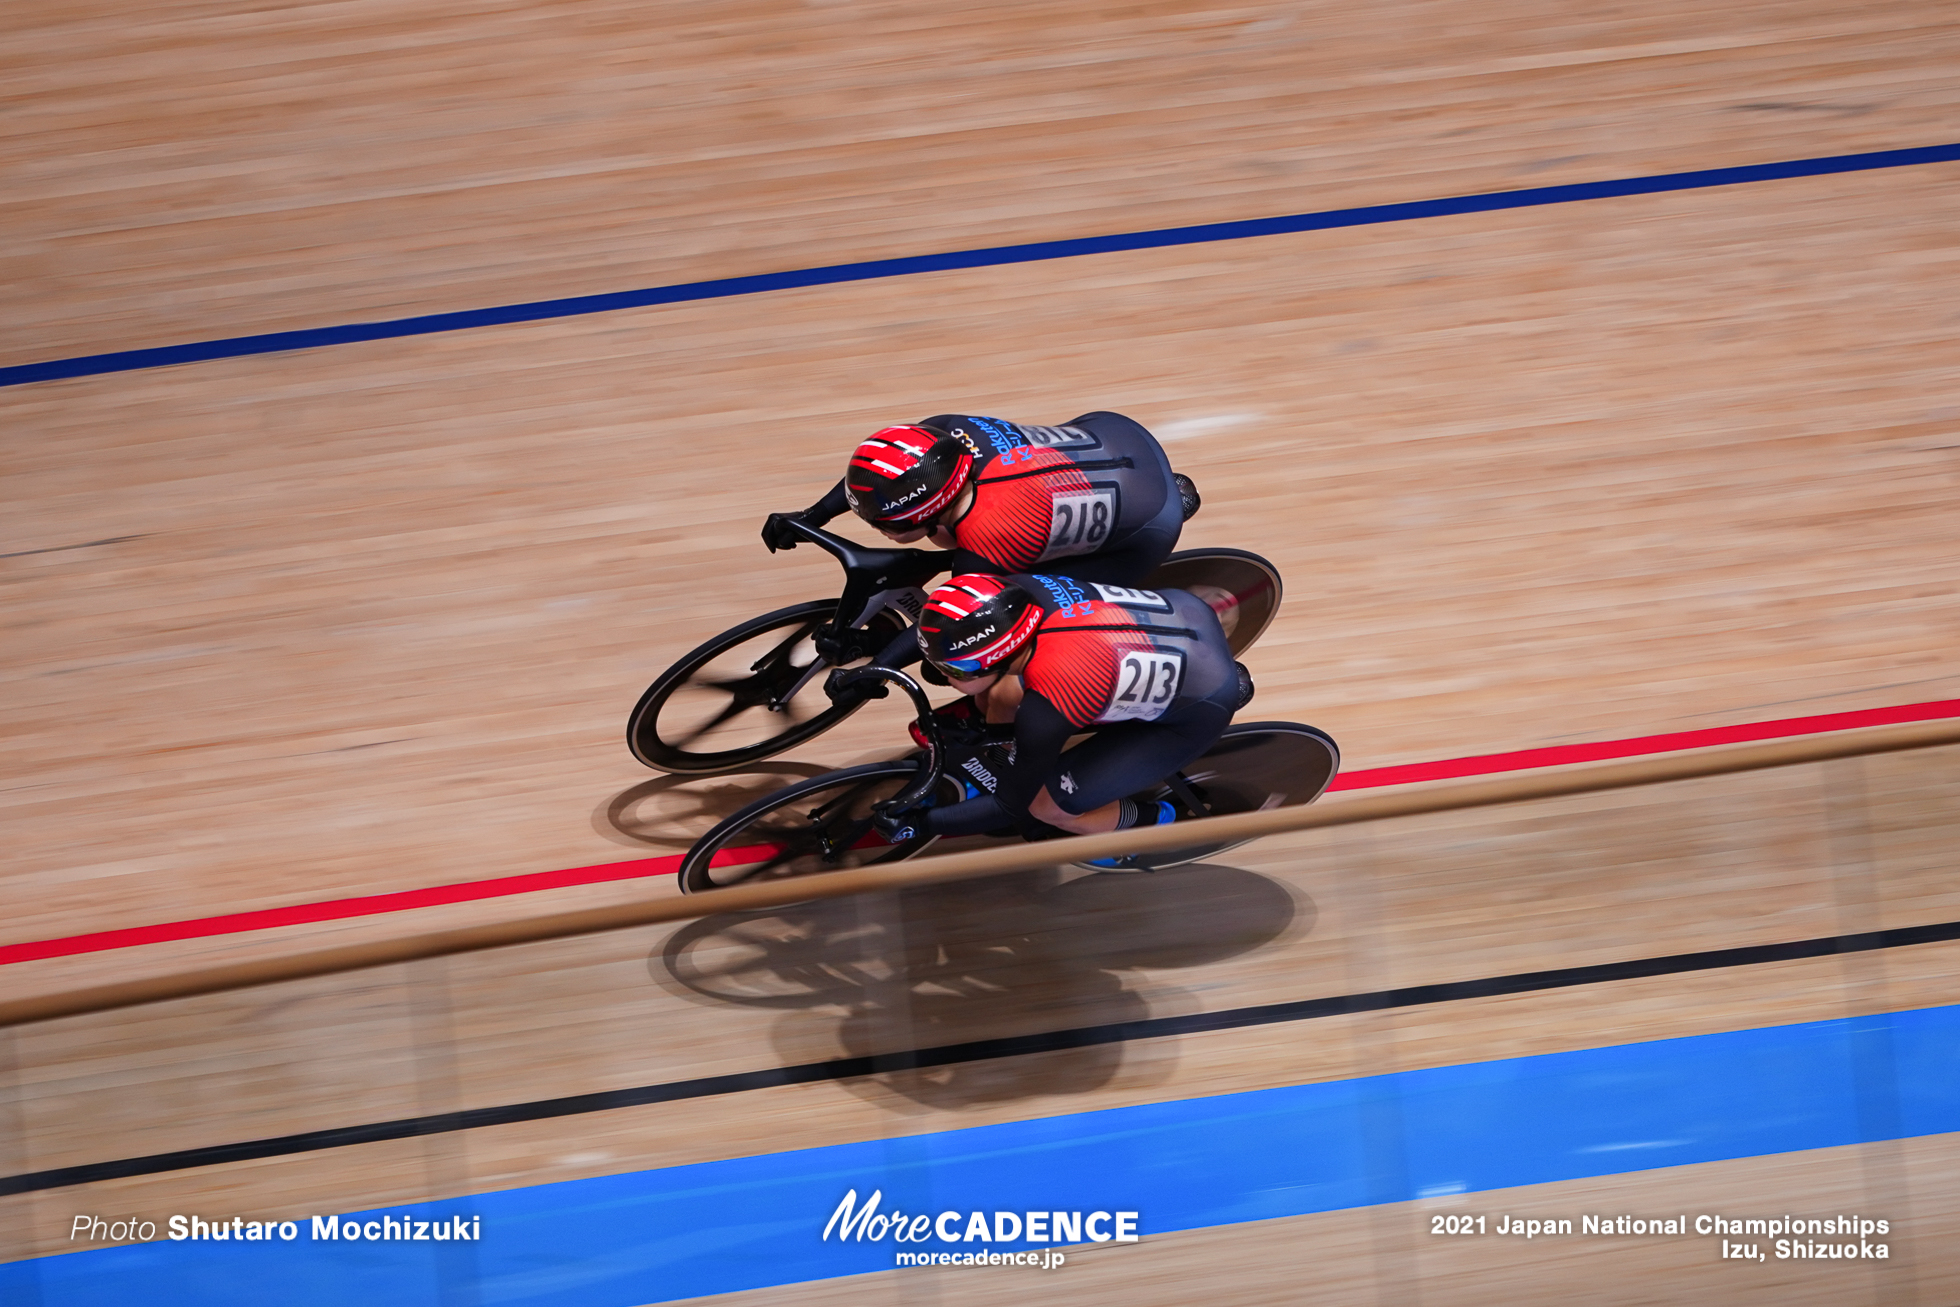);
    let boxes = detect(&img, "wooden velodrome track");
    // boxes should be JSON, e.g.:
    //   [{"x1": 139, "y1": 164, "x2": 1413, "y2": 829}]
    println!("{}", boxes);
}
[{"x1": 4, "y1": 0, "x2": 1960, "y2": 1302}]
